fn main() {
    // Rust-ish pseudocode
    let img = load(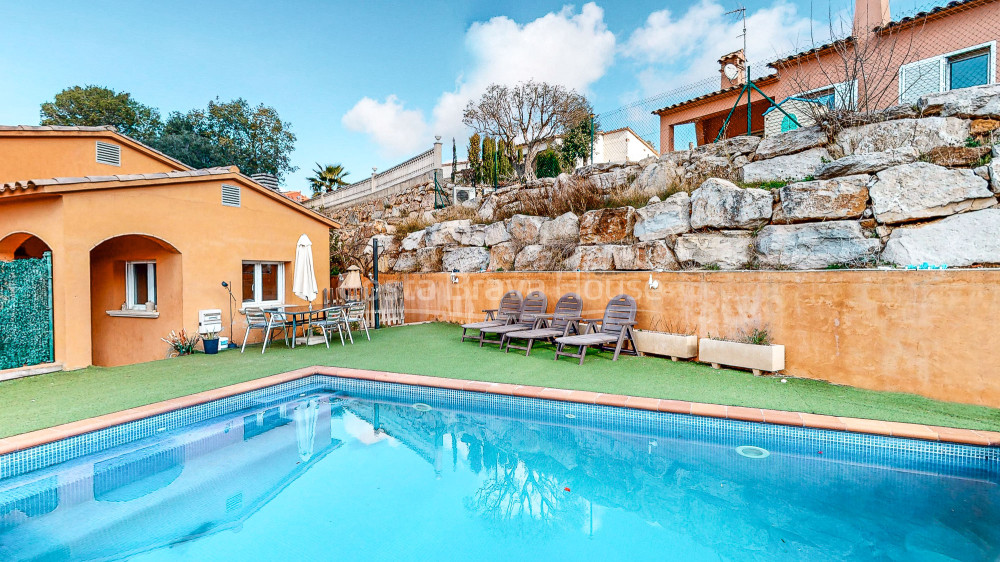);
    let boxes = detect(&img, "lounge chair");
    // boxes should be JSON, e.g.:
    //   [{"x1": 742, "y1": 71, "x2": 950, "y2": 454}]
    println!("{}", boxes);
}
[
  {"x1": 479, "y1": 291, "x2": 548, "y2": 348},
  {"x1": 554, "y1": 294, "x2": 638, "y2": 365},
  {"x1": 460, "y1": 290, "x2": 522, "y2": 342},
  {"x1": 502, "y1": 292, "x2": 583, "y2": 356}
]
